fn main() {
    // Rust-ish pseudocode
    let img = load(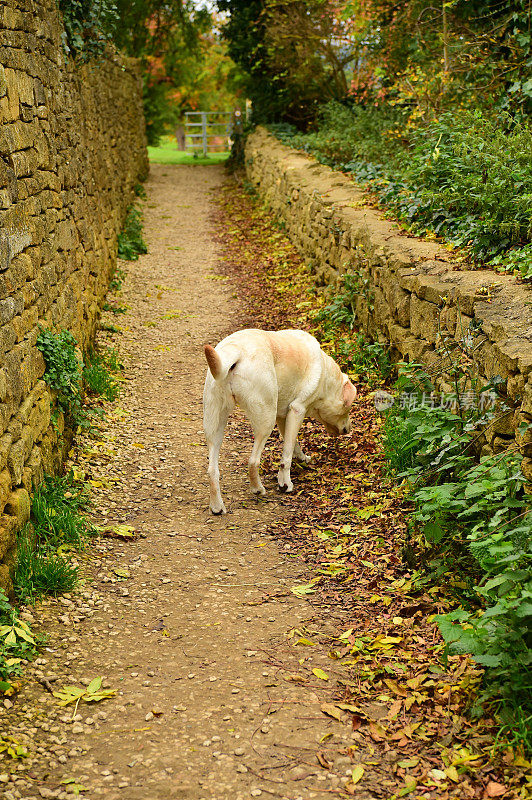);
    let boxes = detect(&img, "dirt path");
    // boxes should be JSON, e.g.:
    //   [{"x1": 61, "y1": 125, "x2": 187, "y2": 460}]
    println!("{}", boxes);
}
[{"x1": 2, "y1": 165, "x2": 362, "y2": 800}]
